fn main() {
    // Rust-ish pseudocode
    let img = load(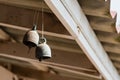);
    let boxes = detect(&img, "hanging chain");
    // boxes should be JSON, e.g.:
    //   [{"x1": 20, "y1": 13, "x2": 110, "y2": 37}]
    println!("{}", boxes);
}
[
  {"x1": 36, "y1": 11, "x2": 40, "y2": 26},
  {"x1": 33, "y1": 10, "x2": 39, "y2": 26},
  {"x1": 33, "y1": 0, "x2": 44, "y2": 38},
  {"x1": 33, "y1": 10, "x2": 37, "y2": 25},
  {"x1": 41, "y1": 0, "x2": 44, "y2": 38}
]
